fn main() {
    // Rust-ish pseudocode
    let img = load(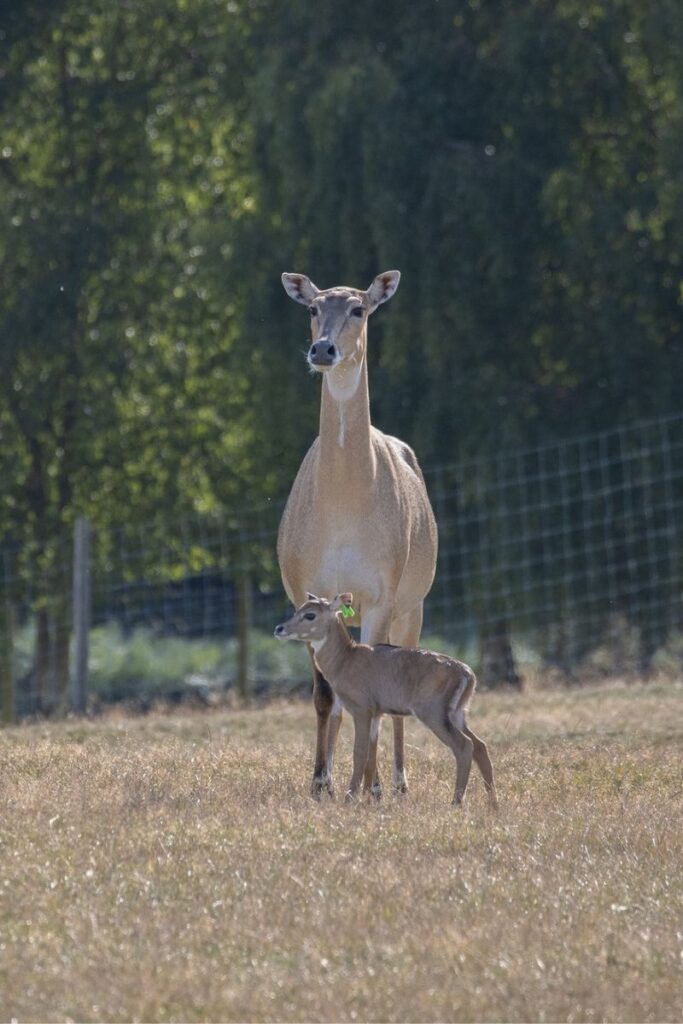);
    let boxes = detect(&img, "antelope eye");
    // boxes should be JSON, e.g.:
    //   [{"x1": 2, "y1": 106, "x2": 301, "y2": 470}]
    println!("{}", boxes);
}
[
  {"x1": 351, "y1": 307, "x2": 364, "y2": 318},
  {"x1": 303, "y1": 612, "x2": 316, "y2": 621},
  {"x1": 309, "y1": 306, "x2": 317, "y2": 316}
]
